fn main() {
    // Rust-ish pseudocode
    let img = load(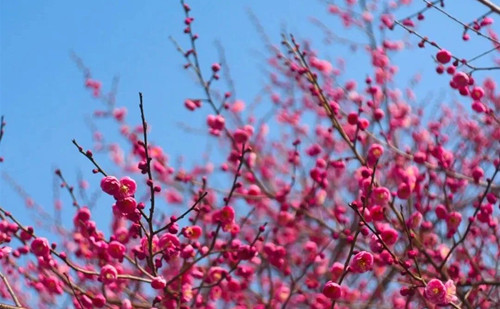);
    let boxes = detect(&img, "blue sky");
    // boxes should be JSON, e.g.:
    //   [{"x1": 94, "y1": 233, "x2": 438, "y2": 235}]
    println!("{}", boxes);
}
[
  {"x1": 1, "y1": 1, "x2": 498, "y2": 235},
  {"x1": 0, "y1": 0, "x2": 345, "y2": 235}
]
